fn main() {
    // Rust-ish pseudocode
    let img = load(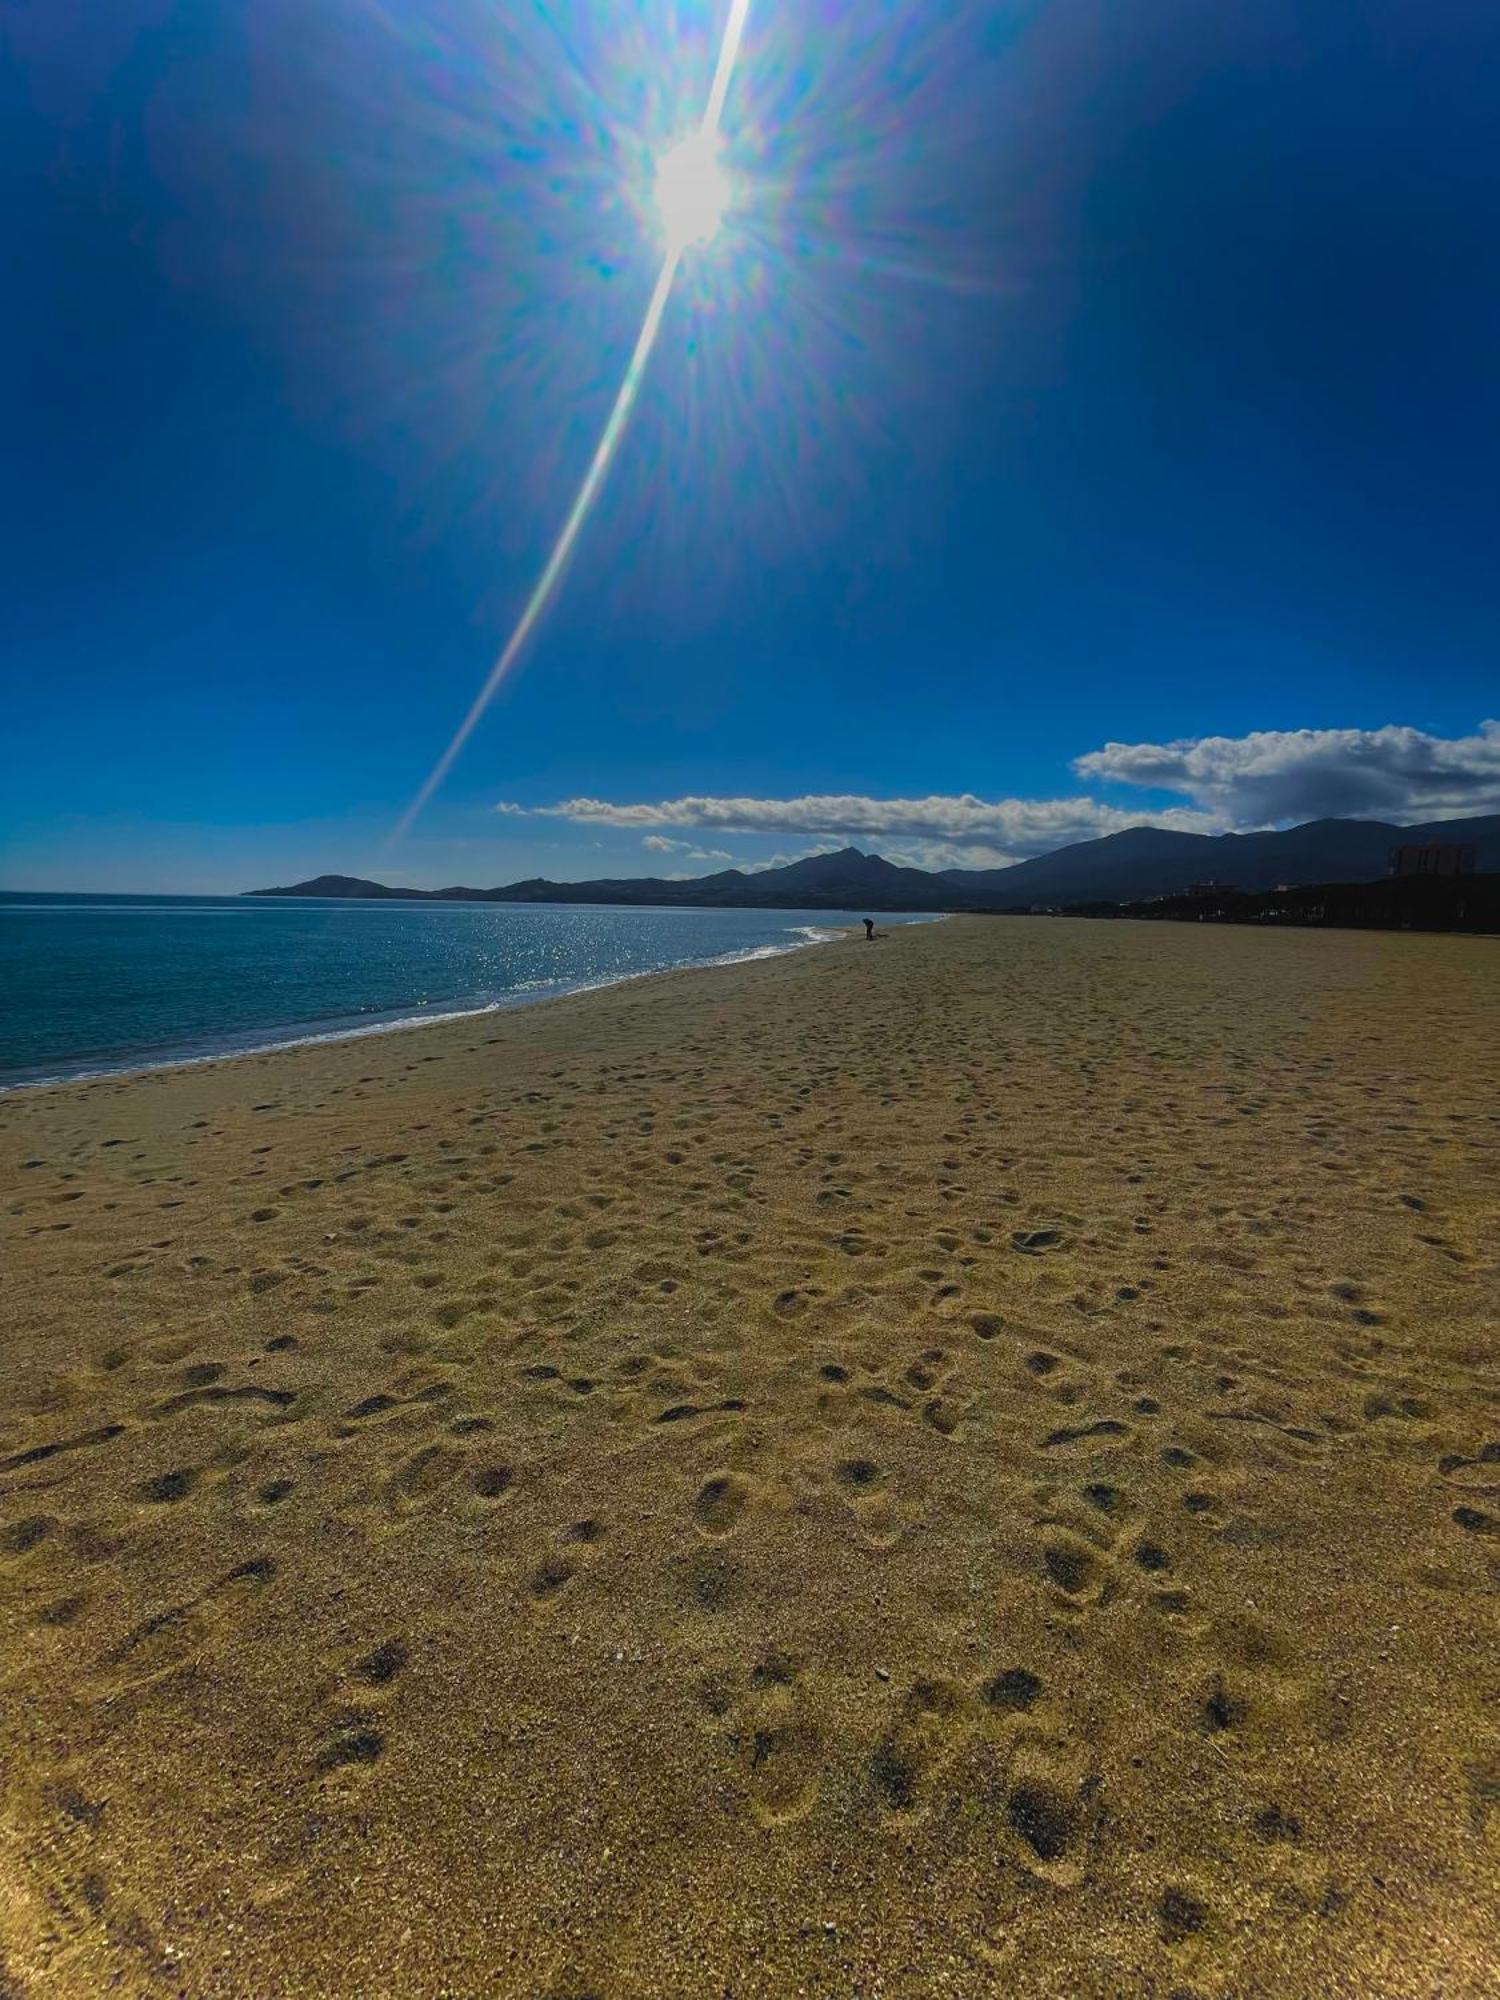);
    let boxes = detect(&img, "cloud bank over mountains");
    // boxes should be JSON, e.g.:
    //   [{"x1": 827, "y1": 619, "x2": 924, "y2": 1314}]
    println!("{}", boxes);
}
[
  {"x1": 1075, "y1": 721, "x2": 1500, "y2": 829},
  {"x1": 502, "y1": 788, "x2": 1224, "y2": 868},
  {"x1": 497, "y1": 721, "x2": 1500, "y2": 870}
]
